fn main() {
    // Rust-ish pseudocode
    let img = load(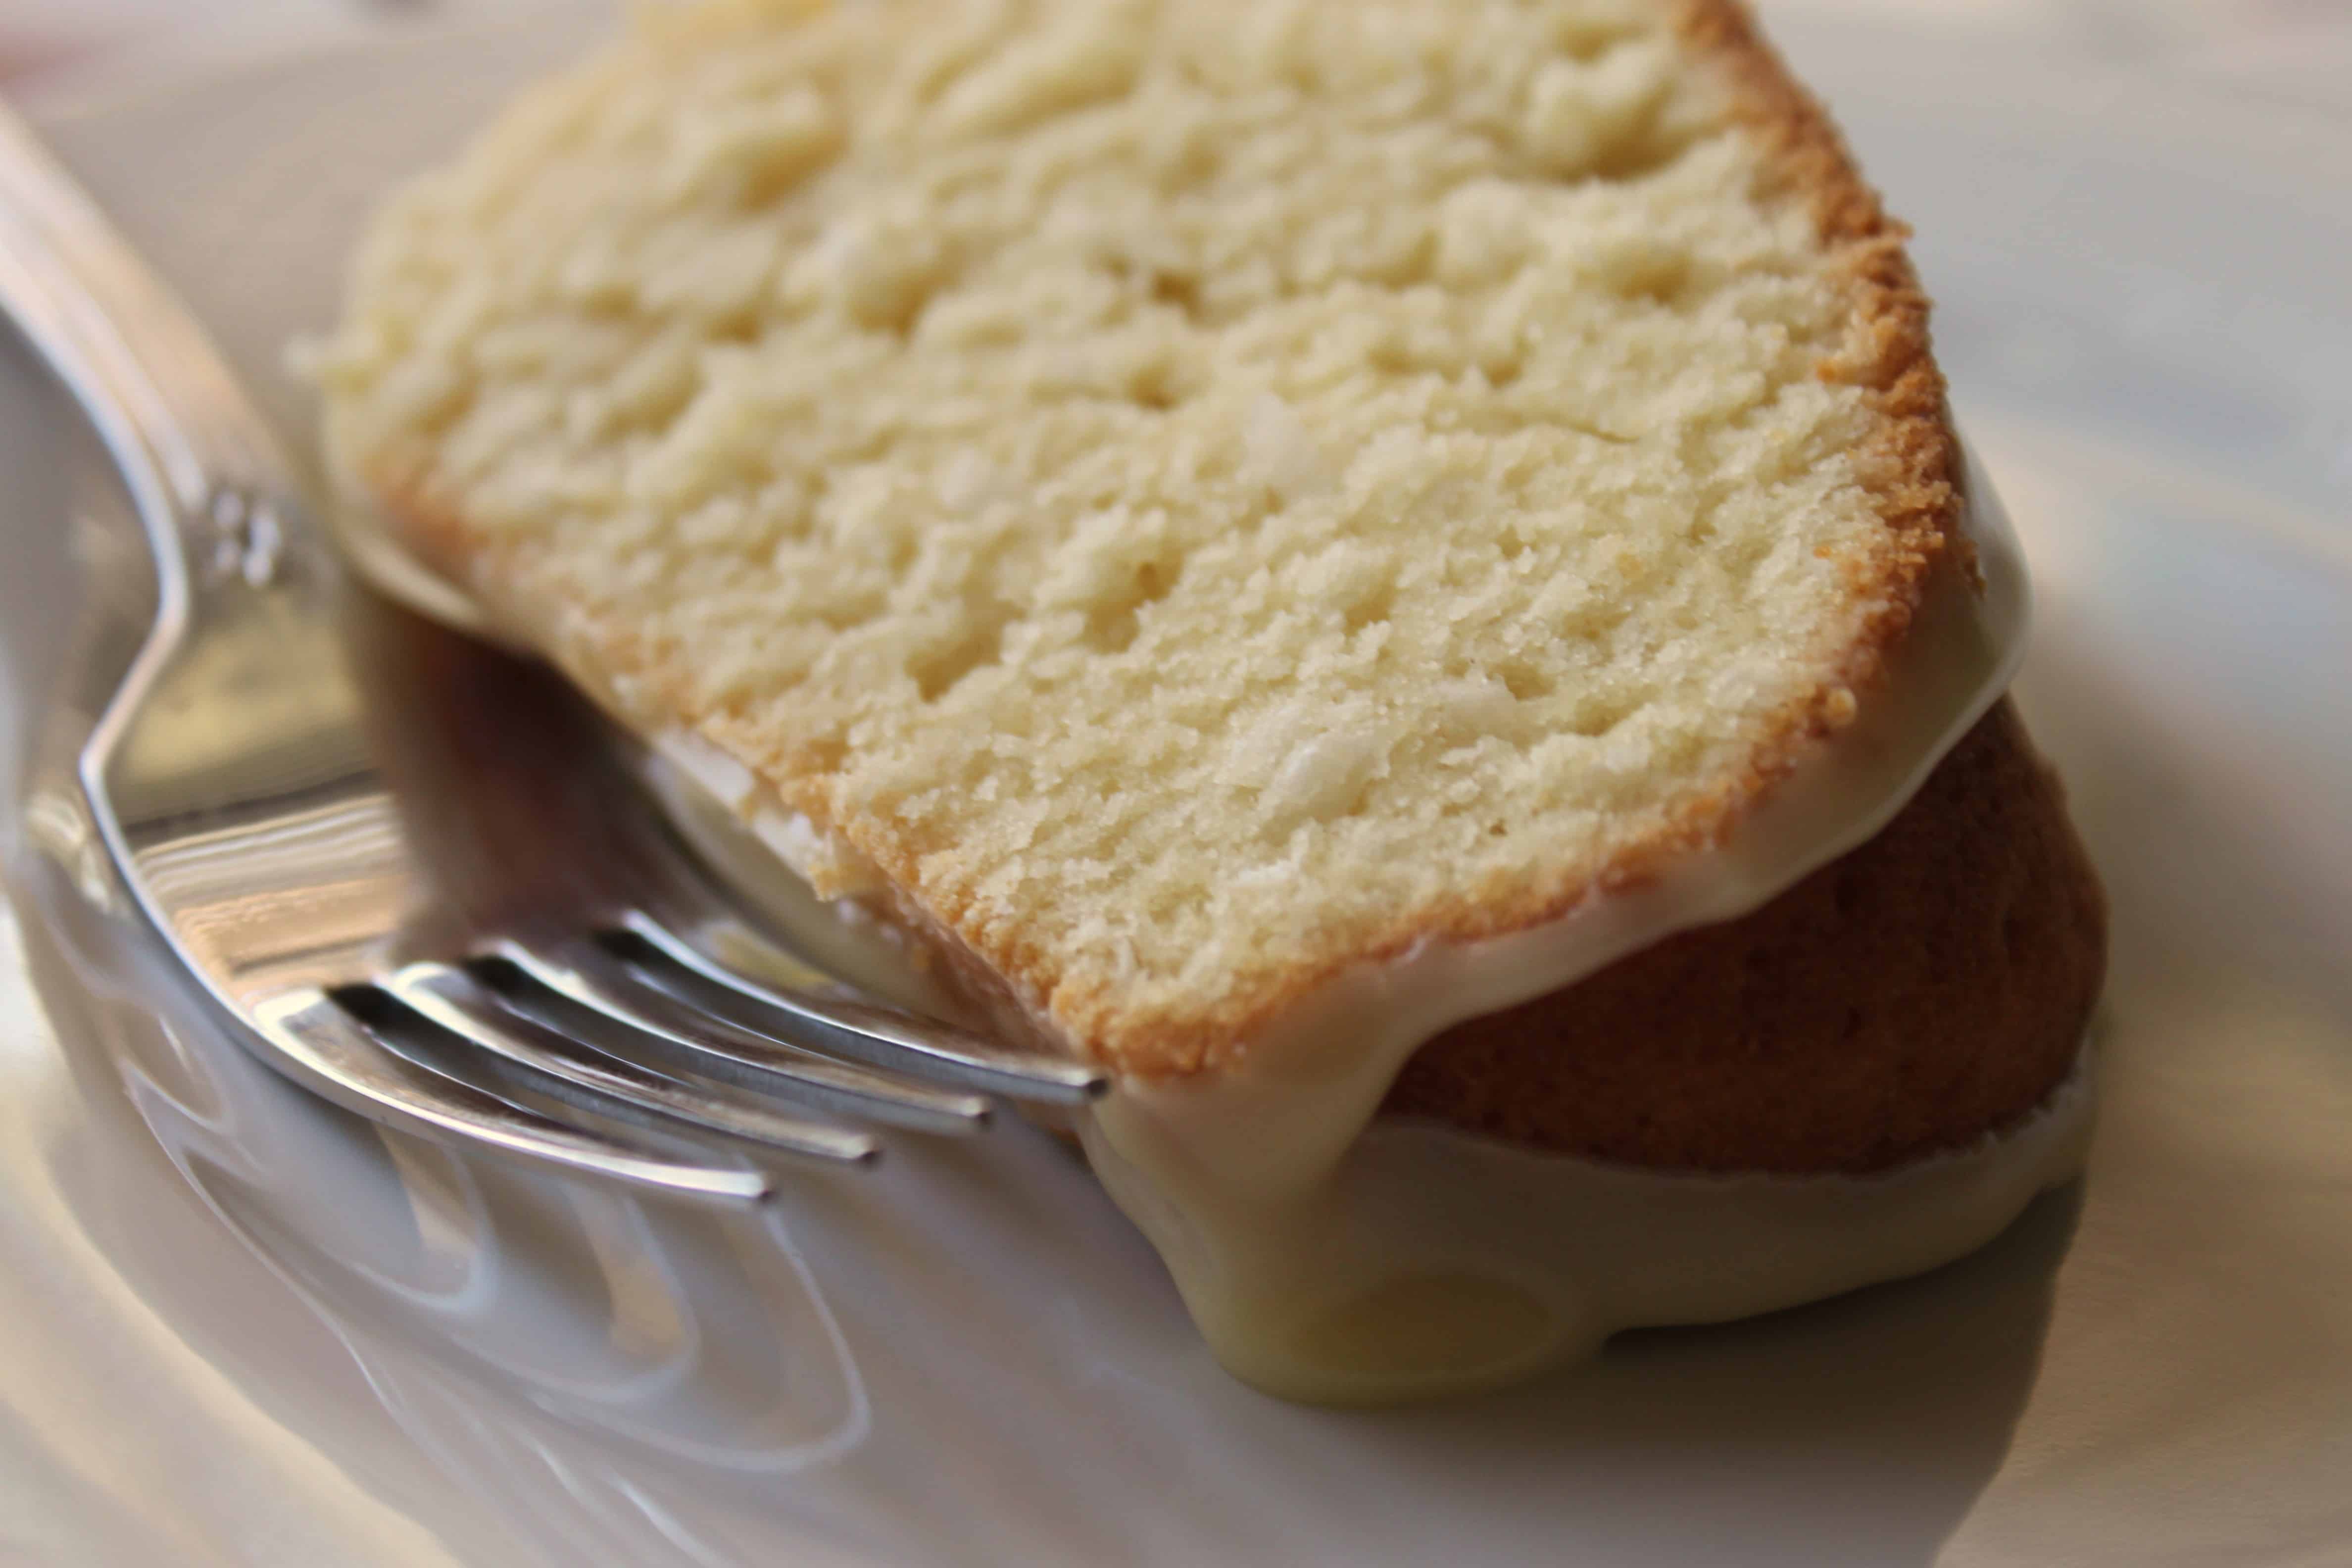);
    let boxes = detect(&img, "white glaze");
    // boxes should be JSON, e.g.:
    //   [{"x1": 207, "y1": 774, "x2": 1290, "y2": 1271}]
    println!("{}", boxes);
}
[
  {"x1": 1063, "y1": 453, "x2": 2063, "y2": 1399},
  {"x1": 1087, "y1": 1058, "x2": 2092, "y2": 1402},
  {"x1": 344, "y1": 451, "x2": 2084, "y2": 1402},
  {"x1": 642, "y1": 697, "x2": 2089, "y2": 1397}
]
